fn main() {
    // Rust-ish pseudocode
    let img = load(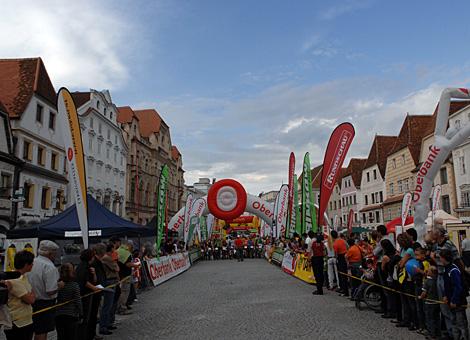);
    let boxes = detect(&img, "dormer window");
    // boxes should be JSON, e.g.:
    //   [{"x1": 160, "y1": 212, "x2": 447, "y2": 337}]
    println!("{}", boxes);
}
[
  {"x1": 97, "y1": 100, "x2": 100, "y2": 109},
  {"x1": 104, "y1": 108, "x2": 107, "y2": 117}
]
